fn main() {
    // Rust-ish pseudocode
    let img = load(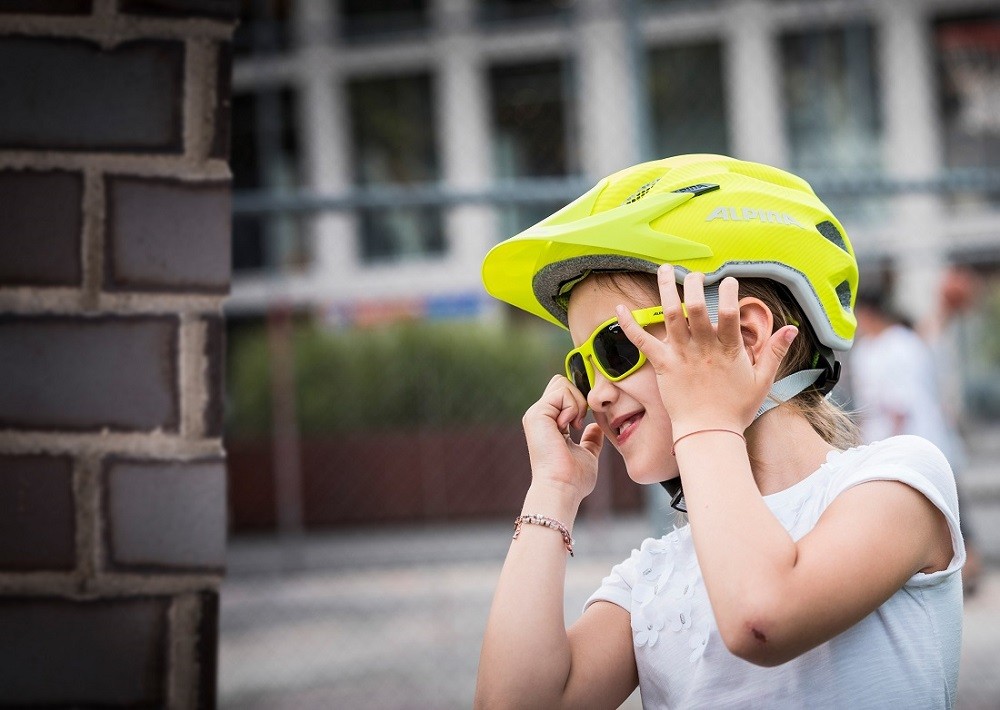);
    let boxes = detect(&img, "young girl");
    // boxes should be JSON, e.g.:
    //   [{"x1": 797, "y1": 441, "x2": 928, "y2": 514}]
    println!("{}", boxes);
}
[{"x1": 475, "y1": 155, "x2": 964, "y2": 708}]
